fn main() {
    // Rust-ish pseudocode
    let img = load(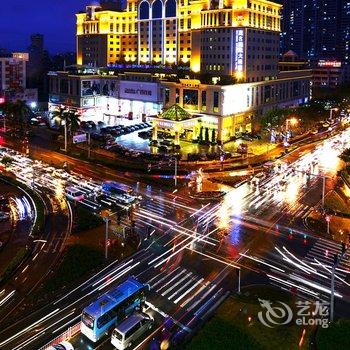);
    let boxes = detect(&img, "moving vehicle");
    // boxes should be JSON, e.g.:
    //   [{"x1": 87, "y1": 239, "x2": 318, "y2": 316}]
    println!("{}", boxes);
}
[
  {"x1": 102, "y1": 181, "x2": 133, "y2": 196},
  {"x1": 46, "y1": 341, "x2": 74, "y2": 350},
  {"x1": 111, "y1": 313, "x2": 153, "y2": 350},
  {"x1": 81, "y1": 277, "x2": 149, "y2": 342},
  {"x1": 65, "y1": 187, "x2": 85, "y2": 201},
  {"x1": 0, "y1": 212, "x2": 10, "y2": 222}
]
